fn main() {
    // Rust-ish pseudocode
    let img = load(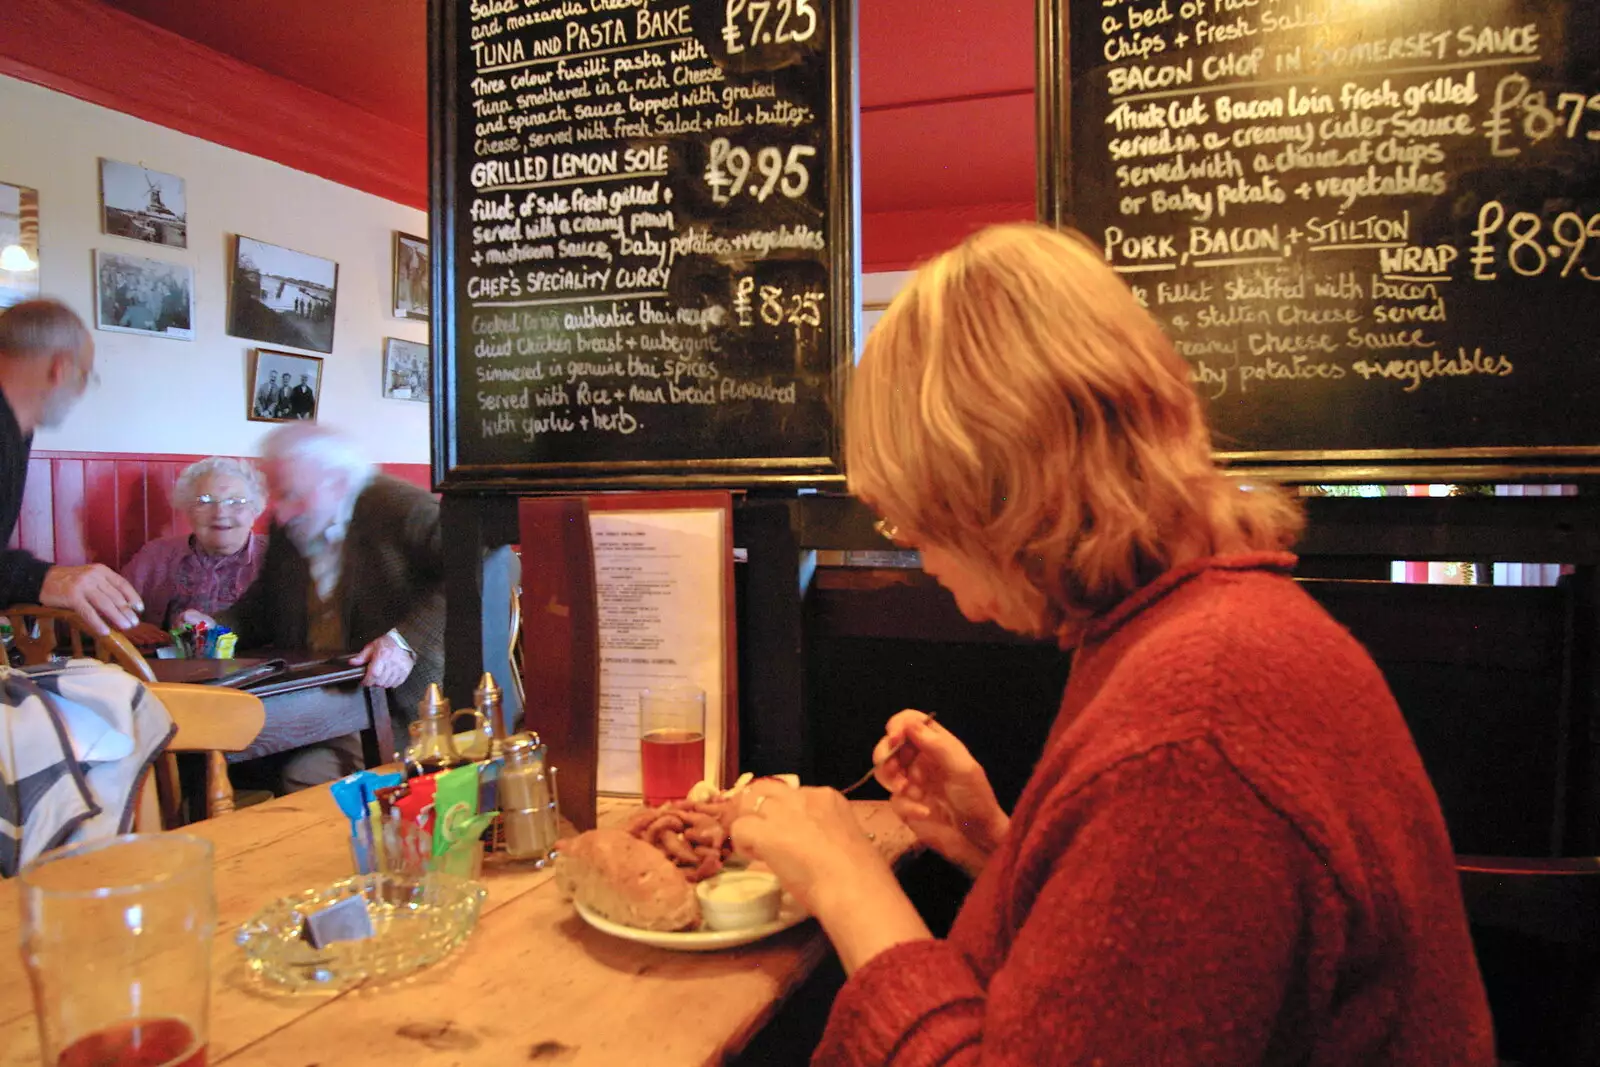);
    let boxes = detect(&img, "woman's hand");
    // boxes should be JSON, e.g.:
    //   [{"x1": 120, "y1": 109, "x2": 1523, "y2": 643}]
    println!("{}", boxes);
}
[
  {"x1": 176, "y1": 609, "x2": 218, "y2": 629},
  {"x1": 730, "y1": 782, "x2": 930, "y2": 973},
  {"x1": 873, "y1": 711, "x2": 1010, "y2": 877},
  {"x1": 124, "y1": 622, "x2": 172, "y2": 652}
]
